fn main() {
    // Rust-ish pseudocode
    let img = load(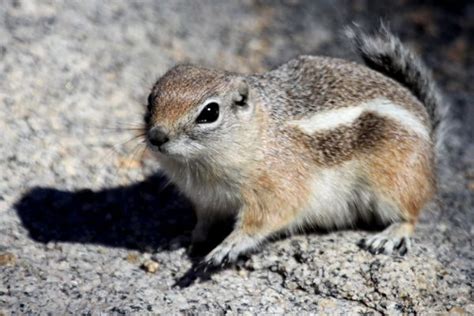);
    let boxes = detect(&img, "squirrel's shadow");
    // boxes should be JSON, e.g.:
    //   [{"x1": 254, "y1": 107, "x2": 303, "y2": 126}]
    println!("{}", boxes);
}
[
  {"x1": 14, "y1": 173, "x2": 196, "y2": 251},
  {"x1": 14, "y1": 172, "x2": 386, "y2": 288},
  {"x1": 14, "y1": 173, "x2": 232, "y2": 286}
]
